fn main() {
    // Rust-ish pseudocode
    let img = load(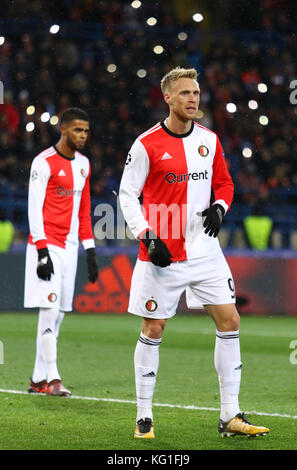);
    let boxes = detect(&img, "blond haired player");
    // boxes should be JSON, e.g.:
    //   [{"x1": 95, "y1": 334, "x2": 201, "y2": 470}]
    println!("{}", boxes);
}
[
  {"x1": 24, "y1": 108, "x2": 98, "y2": 396},
  {"x1": 119, "y1": 68, "x2": 269, "y2": 438}
]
